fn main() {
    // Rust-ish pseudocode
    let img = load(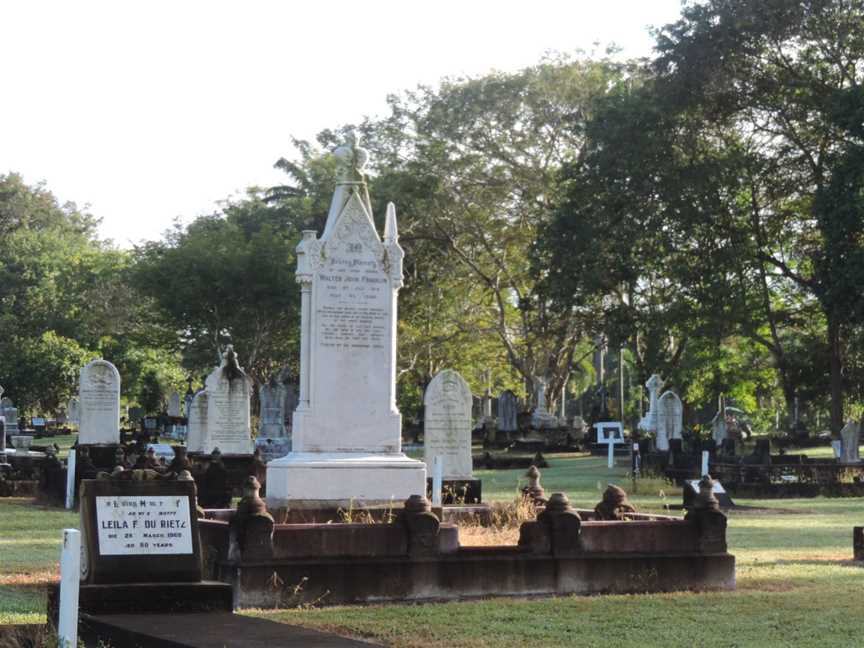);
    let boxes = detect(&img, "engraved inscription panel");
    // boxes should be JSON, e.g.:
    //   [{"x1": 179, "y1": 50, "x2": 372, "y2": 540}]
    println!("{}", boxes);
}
[{"x1": 96, "y1": 495, "x2": 193, "y2": 555}]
